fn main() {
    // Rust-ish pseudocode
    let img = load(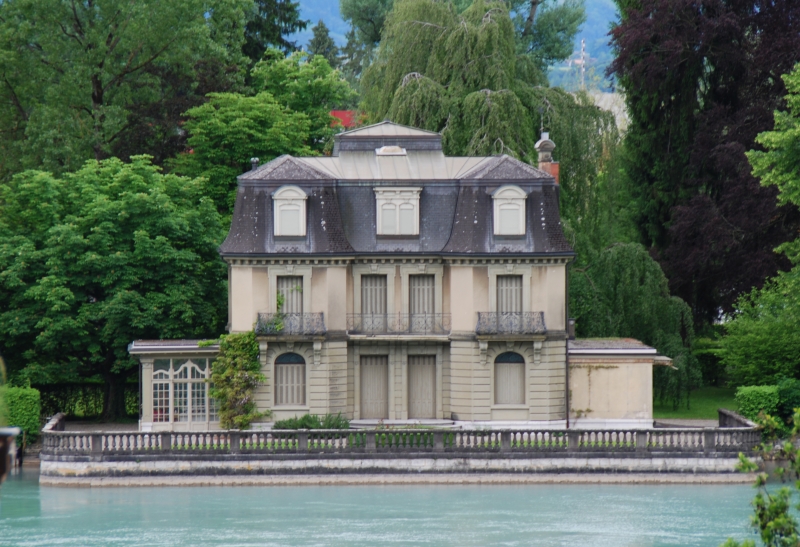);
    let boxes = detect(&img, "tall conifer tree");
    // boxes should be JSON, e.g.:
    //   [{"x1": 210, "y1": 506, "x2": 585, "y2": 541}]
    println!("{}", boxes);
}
[{"x1": 308, "y1": 20, "x2": 340, "y2": 68}]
